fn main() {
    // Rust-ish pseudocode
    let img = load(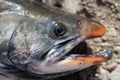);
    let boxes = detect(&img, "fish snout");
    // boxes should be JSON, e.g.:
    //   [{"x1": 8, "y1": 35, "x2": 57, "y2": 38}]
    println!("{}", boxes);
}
[{"x1": 78, "y1": 20, "x2": 106, "y2": 38}]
